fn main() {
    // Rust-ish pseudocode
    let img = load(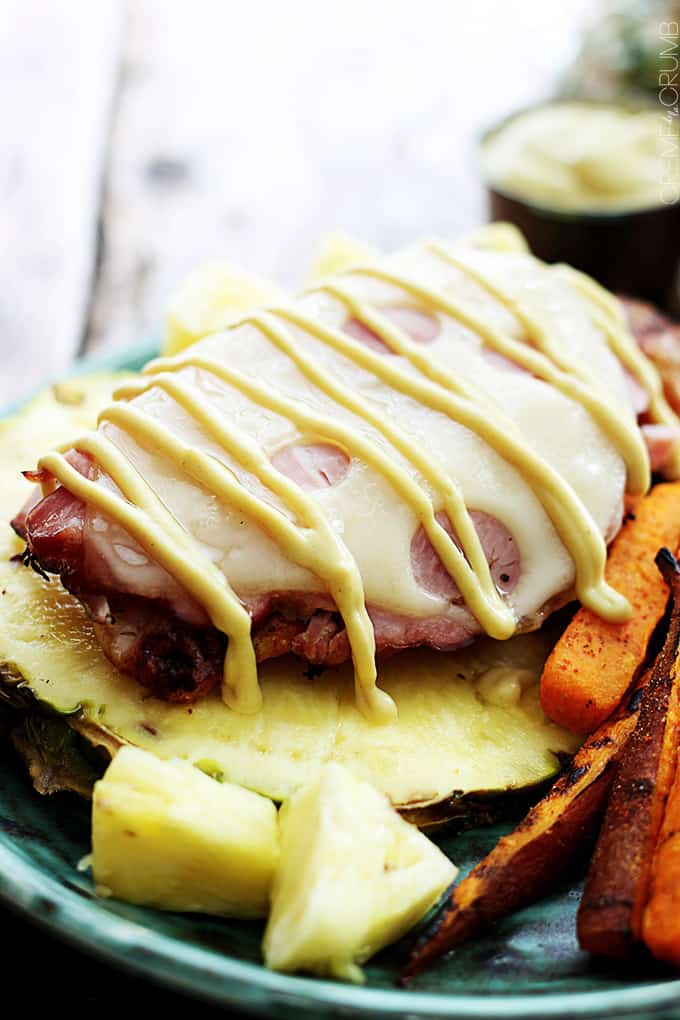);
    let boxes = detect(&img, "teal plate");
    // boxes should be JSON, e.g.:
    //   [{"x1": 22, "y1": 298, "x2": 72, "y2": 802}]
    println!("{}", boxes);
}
[{"x1": 2, "y1": 343, "x2": 680, "y2": 1020}]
